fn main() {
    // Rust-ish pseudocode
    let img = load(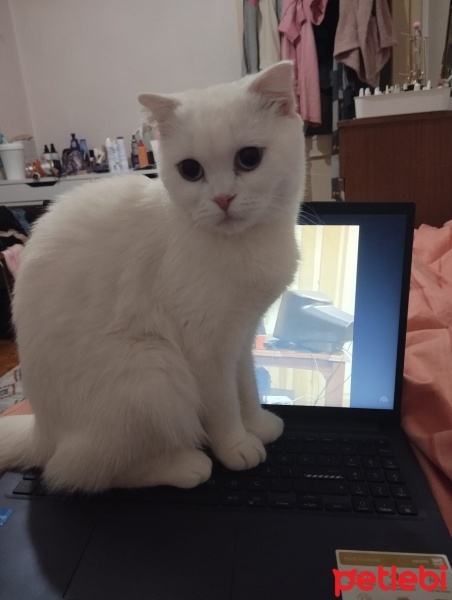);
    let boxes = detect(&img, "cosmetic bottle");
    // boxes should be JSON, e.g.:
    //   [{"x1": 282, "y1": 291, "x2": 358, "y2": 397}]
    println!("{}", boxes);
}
[
  {"x1": 137, "y1": 140, "x2": 148, "y2": 168},
  {"x1": 105, "y1": 138, "x2": 120, "y2": 173},
  {"x1": 43, "y1": 145, "x2": 51, "y2": 161},
  {"x1": 131, "y1": 135, "x2": 139, "y2": 168},
  {"x1": 116, "y1": 136, "x2": 130, "y2": 171},
  {"x1": 50, "y1": 143, "x2": 63, "y2": 175},
  {"x1": 70, "y1": 133, "x2": 80, "y2": 151},
  {"x1": 79, "y1": 139, "x2": 91, "y2": 171}
]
